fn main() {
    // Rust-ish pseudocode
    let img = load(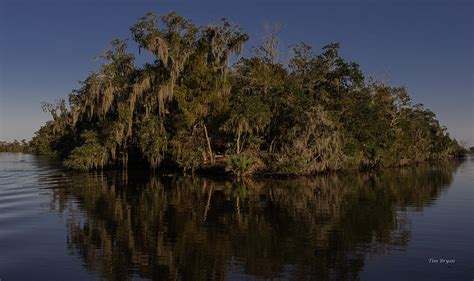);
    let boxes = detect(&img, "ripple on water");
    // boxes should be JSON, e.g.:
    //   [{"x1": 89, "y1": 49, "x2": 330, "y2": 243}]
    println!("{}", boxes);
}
[
  {"x1": 1, "y1": 152, "x2": 473, "y2": 281},
  {"x1": 0, "y1": 154, "x2": 55, "y2": 243}
]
